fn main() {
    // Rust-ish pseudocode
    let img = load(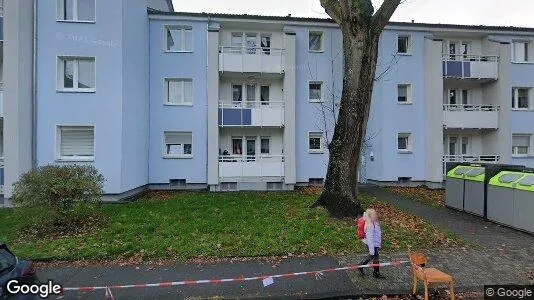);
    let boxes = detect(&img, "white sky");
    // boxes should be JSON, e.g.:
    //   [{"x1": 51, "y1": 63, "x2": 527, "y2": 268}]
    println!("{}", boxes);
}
[{"x1": 171, "y1": 0, "x2": 534, "y2": 28}]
